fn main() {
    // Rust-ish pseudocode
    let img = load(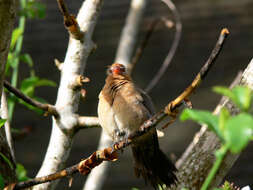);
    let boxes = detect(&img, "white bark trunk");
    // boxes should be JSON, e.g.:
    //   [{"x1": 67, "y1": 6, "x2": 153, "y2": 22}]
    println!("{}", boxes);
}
[
  {"x1": 115, "y1": 0, "x2": 149, "y2": 73},
  {"x1": 34, "y1": 1, "x2": 104, "y2": 189}
]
